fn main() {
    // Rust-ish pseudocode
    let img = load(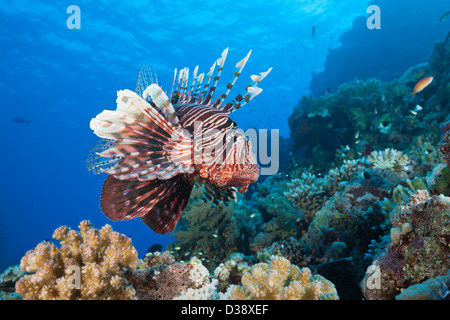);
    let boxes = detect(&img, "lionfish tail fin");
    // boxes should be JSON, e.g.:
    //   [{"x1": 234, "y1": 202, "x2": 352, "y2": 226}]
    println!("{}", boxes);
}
[
  {"x1": 89, "y1": 88, "x2": 193, "y2": 181},
  {"x1": 101, "y1": 175, "x2": 193, "y2": 234}
]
